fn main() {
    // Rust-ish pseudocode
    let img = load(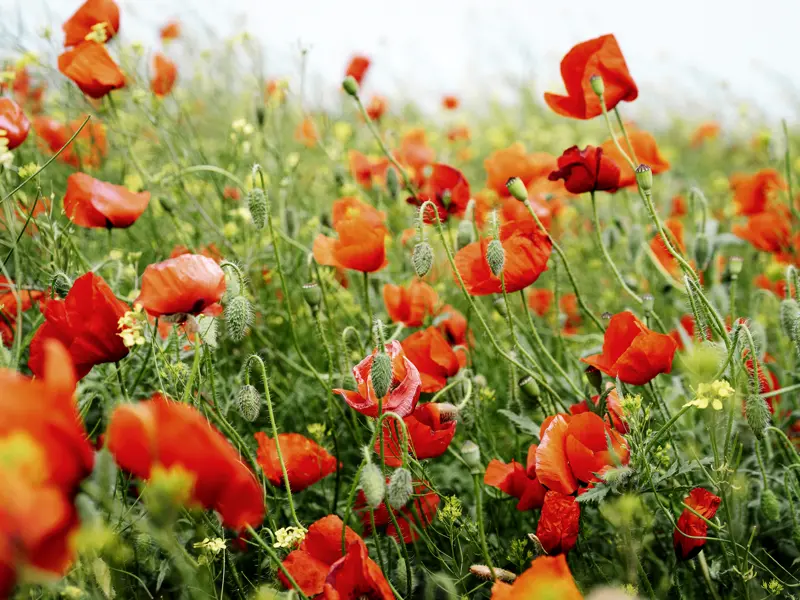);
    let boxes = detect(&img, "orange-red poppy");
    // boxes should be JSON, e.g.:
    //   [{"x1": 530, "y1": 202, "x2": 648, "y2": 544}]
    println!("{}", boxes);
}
[
  {"x1": 446, "y1": 125, "x2": 470, "y2": 142},
  {"x1": 254, "y1": 432, "x2": 337, "y2": 492},
  {"x1": 569, "y1": 387, "x2": 628, "y2": 433},
  {"x1": 35, "y1": 116, "x2": 108, "y2": 168},
  {"x1": 484, "y1": 144, "x2": 556, "y2": 198},
  {"x1": 753, "y1": 274, "x2": 791, "y2": 299},
  {"x1": 400, "y1": 327, "x2": 464, "y2": 393},
  {"x1": 107, "y1": 394, "x2": 264, "y2": 531},
  {"x1": 600, "y1": 131, "x2": 670, "y2": 189},
  {"x1": 28, "y1": 272, "x2": 129, "y2": 381},
  {"x1": 485, "y1": 444, "x2": 546, "y2": 511},
  {"x1": 295, "y1": 116, "x2": 318, "y2": 147},
  {"x1": 265, "y1": 79, "x2": 287, "y2": 102},
  {"x1": 650, "y1": 217, "x2": 685, "y2": 275},
  {"x1": 321, "y1": 541, "x2": 393, "y2": 600},
  {"x1": 345, "y1": 55, "x2": 371, "y2": 86},
  {"x1": 151, "y1": 53, "x2": 178, "y2": 97},
  {"x1": 435, "y1": 304, "x2": 471, "y2": 347},
  {"x1": 0, "y1": 276, "x2": 43, "y2": 346},
  {"x1": 330, "y1": 196, "x2": 386, "y2": 229},
  {"x1": 0, "y1": 98, "x2": 30, "y2": 150},
  {"x1": 729, "y1": 169, "x2": 787, "y2": 216},
  {"x1": 365, "y1": 95, "x2": 387, "y2": 121},
  {"x1": 160, "y1": 20, "x2": 181, "y2": 41},
  {"x1": 349, "y1": 150, "x2": 390, "y2": 189},
  {"x1": 671, "y1": 194, "x2": 688, "y2": 217},
  {"x1": 454, "y1": 219, "x2": 552, "y2": 296},
  {"x1": 408, "y1": 163, "x2": 471, "y2": 222},
  {"x1": 690, "y1": 122, "x2": 720, "y2": 148},
  {"x1": 674, "y1": 487, "x2": 721, "y2": 560},
  {"x1": 62, "y1": 0, "x2": 120, "y2": 47},
  {"x1": 333, "y1": 341, "x2": 422, "y2": 418},
  {"x1": 582, "y1": 311, "x2": 677, "y2": 385},
  {"x1": 63, "y1": 172, "x2": 150, "y2": 229},
  {"x1": 395, "y1": 128, "x2": 435, "y2": 174},
  {"x1": 491, "y1": 555, "x2": 583, "y2": 599},
  {"x1": 58, "y1": 41, "x2": 125, "y2": 99},
  {"x1": 528, "y1": 288, "x2": 554, "y2": 316},
  {"x1": 313, "y1": 216, "x2": 387, "y2": 273},
  {"x1": 537, "y1": 490, "x2": 581, "y2": 554},
  {"x1": 732, "y1": 205, "x2": 794, "y2": 257},
  {"x1": 375, "y1": 402, "x2": 457, "y2": 467},
  {"x1": 356, "y1": 481, "x2": 439, "y2": 544},
  {"x1": 1, "y1": 66, "x2": 46, "y2": 115},
  {"x1": 544, "y1": 34, "x2": 637, "y2": 120},
  {"x1": 223, "y1": 186, "x2": 241, "y2": 201},
  {"x1": 383, "y1": 280, "x2": 438, "y2": 327},
  {"x1": 169, "y1": 243, "x2": 223, "y2": 263},
  {"x1": 548, "y1": 145, "x2": 621, "y2": 194},
  {"x1": 136, "y1": 254, "x2": 226, "y2": 317},
  {"x1": 442, "y1": 95, "x2": 459, "y2": 110},
  {"x1": 500, "y1": 194, "x2": 554, "y2": 230}
]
